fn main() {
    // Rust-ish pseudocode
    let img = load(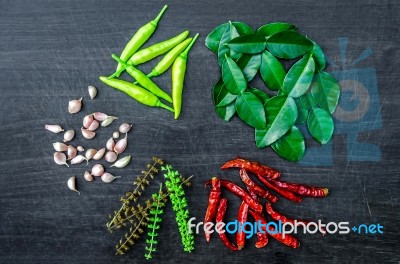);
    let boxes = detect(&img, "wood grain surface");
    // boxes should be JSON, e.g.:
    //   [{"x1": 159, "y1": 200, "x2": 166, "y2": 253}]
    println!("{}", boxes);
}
[{"x1": 0, "y1": 0, "x2": 399, "y2": 263}]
